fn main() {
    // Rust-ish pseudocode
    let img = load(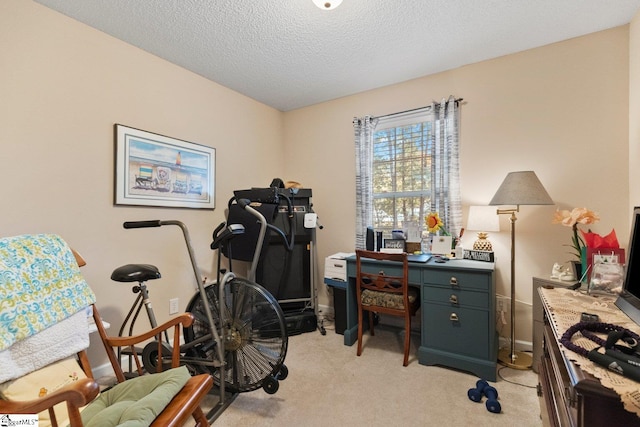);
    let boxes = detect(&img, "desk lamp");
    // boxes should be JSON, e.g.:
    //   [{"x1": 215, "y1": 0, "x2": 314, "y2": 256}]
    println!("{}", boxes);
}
[
  {"x1": 489, "y1": 171, "x2": 554, "y2": 369},
  {"x1": 466, "y1": 205, "x2": 500, "y2": 251}
]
